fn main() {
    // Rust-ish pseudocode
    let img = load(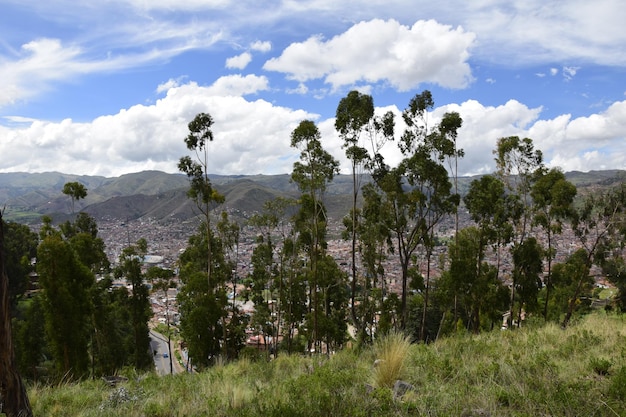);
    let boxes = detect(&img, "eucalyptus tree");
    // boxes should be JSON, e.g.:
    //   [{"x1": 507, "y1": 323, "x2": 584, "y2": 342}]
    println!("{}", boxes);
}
[
  {"x1": 457, "y1": 174, "x2": 513, "y2": 327},
  {"x1": 335, "y1": 90, "x2": 374, "y2": 329},
  {"x1": 254, "y1": 197, "x2": 307, "y2": 354},
  {"x1": 2, "y1": 220, "x2": 38, "y2": 313},
  {"x1": 290, "y1": 119, "x2": 339, "y2": 353},
  {"x1": 493, "y1": 136, "x2": 544, "y2": 325},
  {"x1": 114, "y1": 238, "x2": 152, "y2": 370},
  {"x1": 352, "y1": 181, "x2": 393, "y2": 341},
  {"x1": 62, "y1": 181, "x2": 88, "y2": 214},
  {"x1": 62, "y1": 212, "x2": 110, "y2": 274},
  {"x1": 37, "y1": 216, "x2": 95, "y2": 378},
  {"x1": 178, "y1": 112, "x2": 225, "y2": 290},
  {"x1": 531, "y1": 168, "x2": 577, "y2": 320},
  {"x1": 374, "y1": 91, "x2": 462, "y2": 331},
  {"x1": 0, "y1": 211, "x2": 33, "y2": 417},
  {"x1": 177, "y1": 222, "x2": 242, "y2": 366},
  {"x1": 215, "y1": 211, "x2": 247, "y2": 358},
  {"x1": 445, "y1": 226, "x2": 509, "y2": 333},
  {"x1": 563, "y1": 183, "x2": 626, "y2": 327}
]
